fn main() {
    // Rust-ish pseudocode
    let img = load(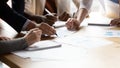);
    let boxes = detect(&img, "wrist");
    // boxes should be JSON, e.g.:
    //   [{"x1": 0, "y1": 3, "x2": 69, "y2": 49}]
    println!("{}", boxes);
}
[
  {"x1": 24, "y1": 37, "x2": 31, "y2": 46},
  {"x1": 25, "y1": 21, "x2": 37, "y2": 31},
  {"x1": 76, "y1": 19, "x2": 81, "y2": 25}
]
